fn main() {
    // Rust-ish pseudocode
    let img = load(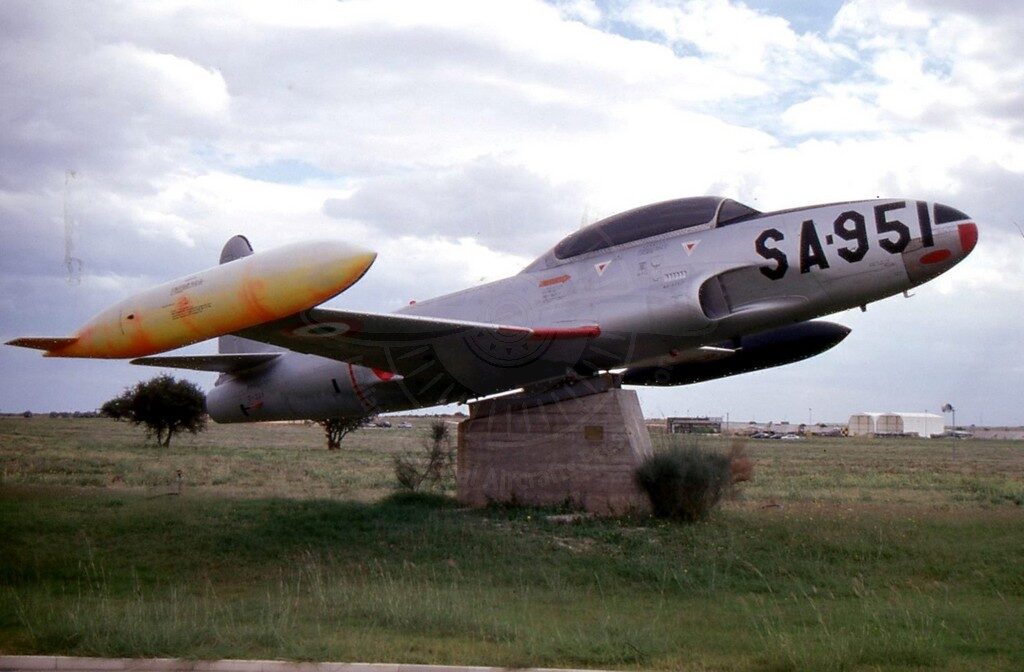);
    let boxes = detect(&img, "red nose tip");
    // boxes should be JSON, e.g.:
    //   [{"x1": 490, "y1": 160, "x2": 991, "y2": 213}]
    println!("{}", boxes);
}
[{"x1": 958, "y1": 222, "x2": 978, "y2": 254}]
